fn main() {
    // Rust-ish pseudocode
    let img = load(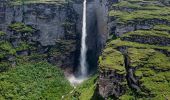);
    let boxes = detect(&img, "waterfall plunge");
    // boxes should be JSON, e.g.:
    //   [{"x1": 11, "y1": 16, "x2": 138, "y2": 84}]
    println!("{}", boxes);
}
[
  {"x1": 80, "y1": 0, "x2": 88, "y2": 78},
  {"x1": 67, "y1": 0, "x2": 88, "y2": 85}
]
